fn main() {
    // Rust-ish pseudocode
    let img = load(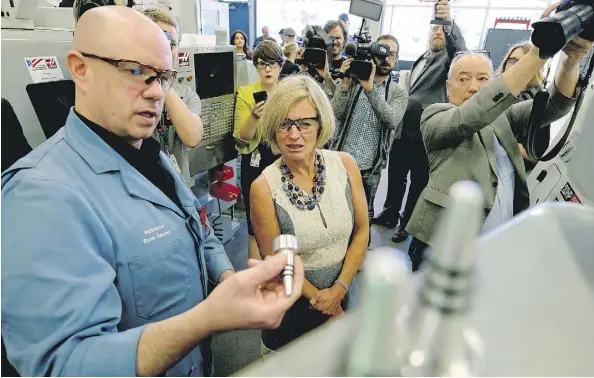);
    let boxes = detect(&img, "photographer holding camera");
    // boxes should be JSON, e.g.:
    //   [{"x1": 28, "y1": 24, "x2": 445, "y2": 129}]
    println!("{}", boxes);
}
[
  {"x1": 301, "y1": 25, "x2": 338, "y2": 95},
  {"x1": 331, "y1": 34, "x2": 409, "y2": 223},
  {"x1": 324, "y1": 20, "x2": 348, "y2": 76},
  {"x1": 374, "y1": 0, "x2": 467, "y2": 244}
]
